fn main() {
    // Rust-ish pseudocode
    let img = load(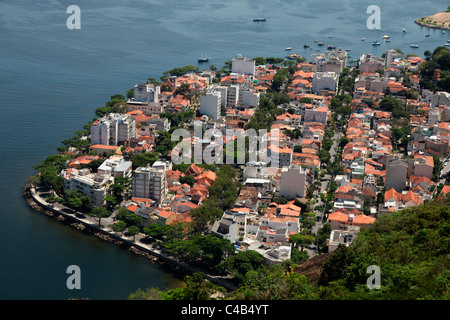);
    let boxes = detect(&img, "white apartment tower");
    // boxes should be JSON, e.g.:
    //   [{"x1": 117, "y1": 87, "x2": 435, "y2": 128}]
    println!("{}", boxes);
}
[
  {"x1": 200, "y1": 90, "x2": 221, "y2": 120},
  {"x1": 91, "y1": 113, "x2": 137, "y2": 146}
]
